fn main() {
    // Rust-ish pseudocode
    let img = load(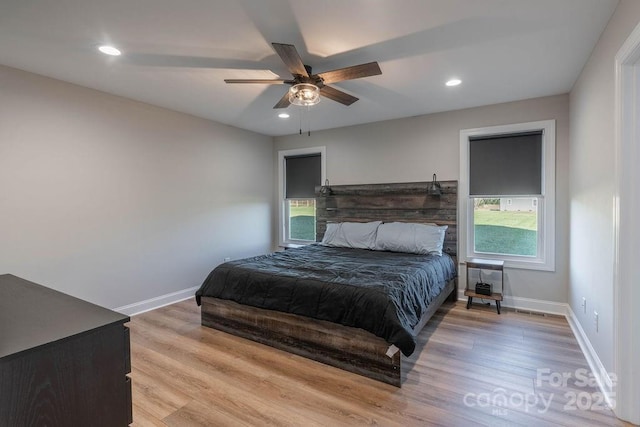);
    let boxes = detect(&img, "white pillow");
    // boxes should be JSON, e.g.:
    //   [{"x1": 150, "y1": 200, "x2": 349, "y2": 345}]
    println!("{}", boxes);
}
[
  {"x1": 375, "y1": 222, "x2": 448, "y2": 255},
  {"x1": 321, "y1": 221, "x2": 381, "y2": 250}
]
